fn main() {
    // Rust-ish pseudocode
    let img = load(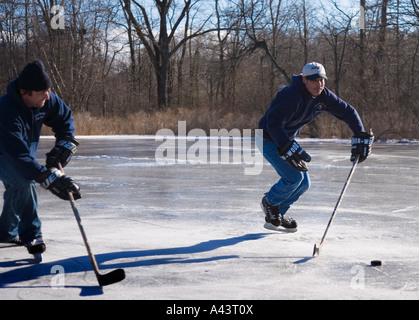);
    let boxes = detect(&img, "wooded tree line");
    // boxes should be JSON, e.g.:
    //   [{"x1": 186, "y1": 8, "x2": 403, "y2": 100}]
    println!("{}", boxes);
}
[{"x1": 1, "y1": 0, "x2": 418, "y2": 139}]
